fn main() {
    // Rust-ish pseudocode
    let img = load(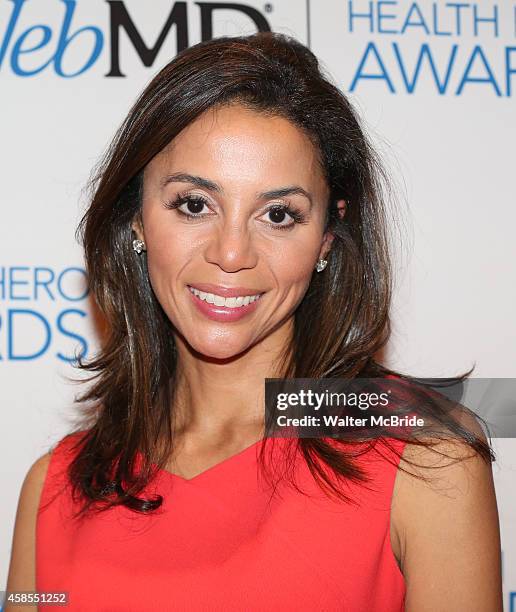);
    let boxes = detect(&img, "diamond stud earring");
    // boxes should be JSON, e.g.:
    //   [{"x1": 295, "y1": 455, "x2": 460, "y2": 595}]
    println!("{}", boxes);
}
[
  {"x1": 315, "y1": 259, "x2": 328, "y2": 272},
  {"x1": 132, "y1": 239, "x2": 146, "y2": 254}
]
